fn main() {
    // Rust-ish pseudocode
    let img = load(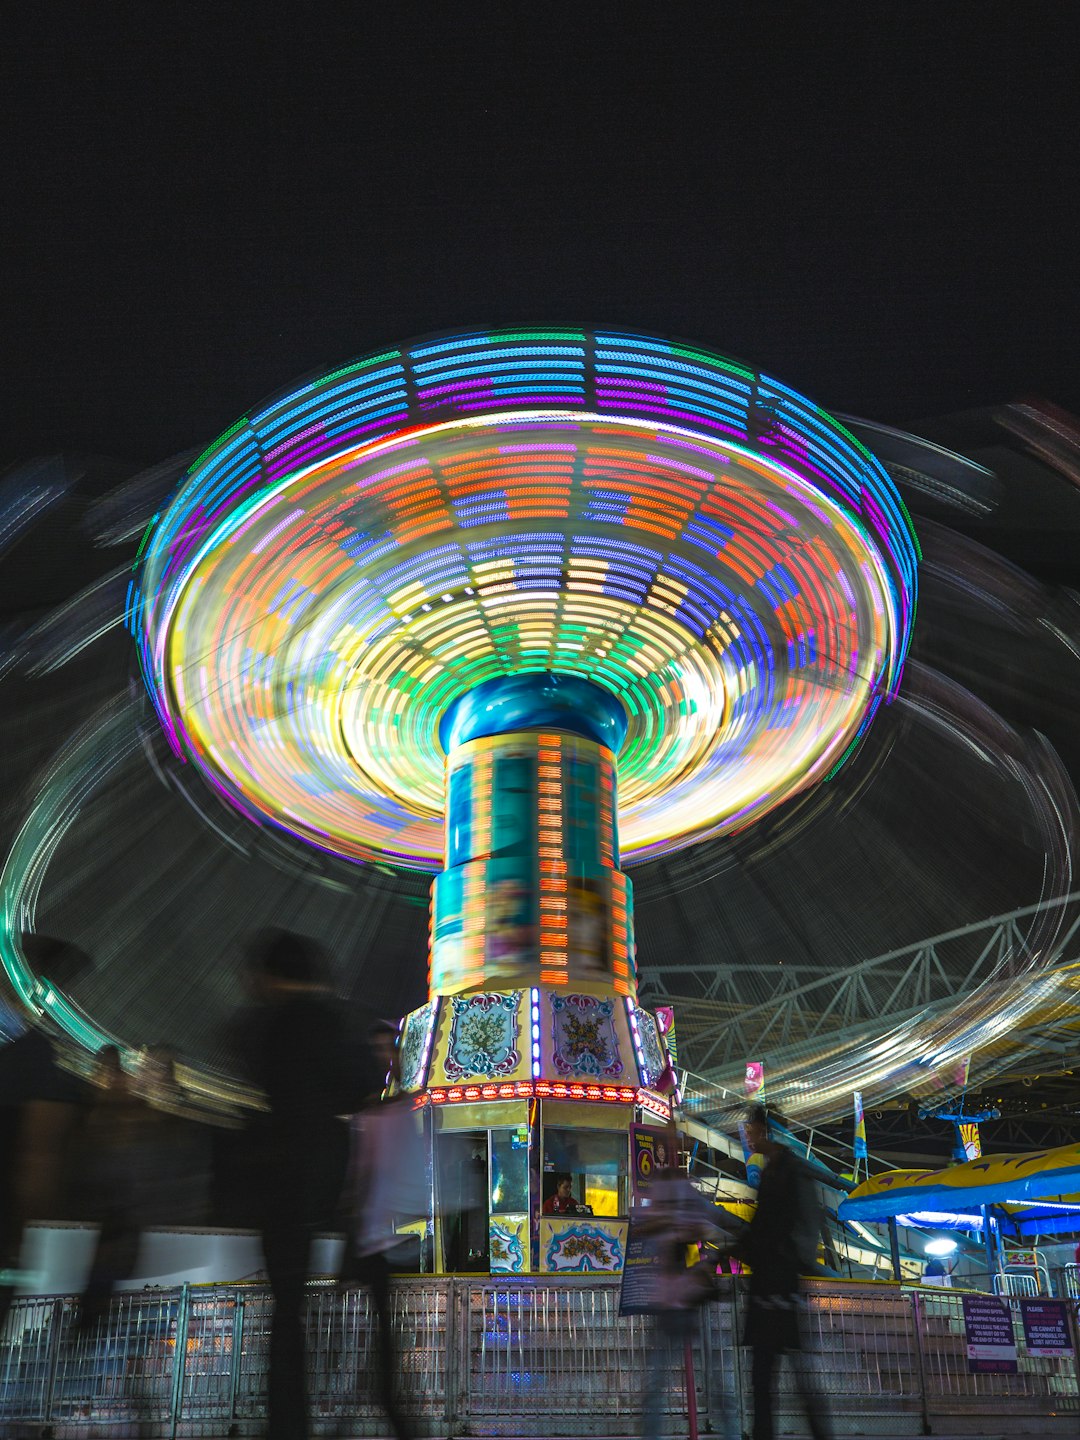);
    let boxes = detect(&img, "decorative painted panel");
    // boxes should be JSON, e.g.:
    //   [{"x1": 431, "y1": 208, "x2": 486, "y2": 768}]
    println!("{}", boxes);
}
[
  {"x1": 444, "y1": 991, "x2": 522, "y2": 1081},
  {"x1": 551, "y1": 993, "x2": 622, "y2": 1079},
  {"x1": 541, "y1": 1217, "x2": 627, "y2": 1274},
  {"x1": 489, "y1": 1214, "x2": 528, "y2": 1274}
]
